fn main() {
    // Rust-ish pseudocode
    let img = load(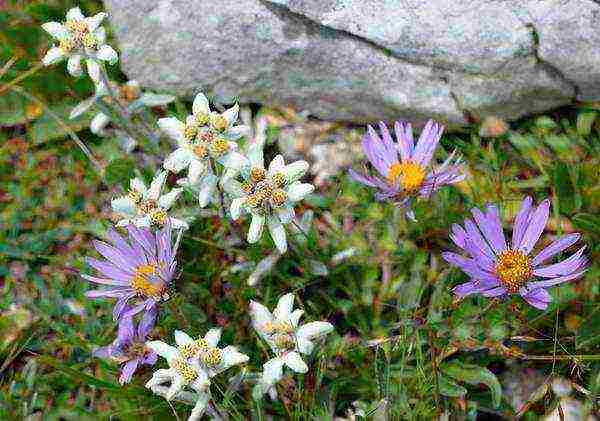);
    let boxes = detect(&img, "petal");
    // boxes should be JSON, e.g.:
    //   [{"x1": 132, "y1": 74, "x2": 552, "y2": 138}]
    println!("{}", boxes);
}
[
  {"x1": 230, "y1": 197, "x2": 245, "y2": 221},
  {"x1": 81, "y1": 273, "x2": 129, "y2": 286},
  {"x1": 413, "y1": 120, "x2": 444, "y2": 167},
  {"x1": 131, "y1": 177, "x2": 147, "y2": 194},
  {"x1": 533, "y1": 246, "x2": 587, "y2": 278},
  {"x1": 273, "y1": 293, "x2": 295, "y2": 321},
  {"x1": 188, "y1": 159, "x2": 207, "y2": 185},
  {"x1": 86, "y1": 257, "x2": 132, "y2": 282},
  {"x1": 449, "y1": 223, "x2": 467, "y2": 249},
  {"x1": 158, "y1": 117, "x2": 185, "y2": 144},
  {"x1": 471, "y1": 206, "x2": 506, "y2": 255},
  {"x1": 147, "y1": 171, "x2": 167, "y2": 201},
  {"x1": 394, "y1": 120, "x2": 414, "y2": 162},
  {"x1": 146, "y1": 341, "x2": 179, "y2": 362},
  {"x1": 224, "y1": 125, "x2": 249, "y2": 140},
  {"x1": 511, "y1": 196, "x2": 533, "y2": 249},
  {"x1": 41, "y1": 22, "x2": 69, "y2": 39},
  {"x1": 519, "y1": 199, "x2": 551, "y2": 255},
  {"x1": 42, "y1": 47, "x2": 65, "y2": 66},
  {"x1": 138, "y1": 306, "x2": 157, "y2": 340},
  {"x1": 532, "y1": 233, "x2": 581, "y2": 267},
  {"x1": 482, "y1": 286, "x2": 507, "y2": 297},
  {"x1": 90, "y1": 112, "x2": 110, "y2": 135},
  {"x1": 219, "y1": 346, "x2": 249, "y2": 370},
  {"x1": 277, "y1": 205, "x2": 295, "y2": 224},
  {"x1": 119, "y1": 359, "x2": 140, "y2": 384},
  {"x1": 197, "y1": 174, "x2": 218, "y2": 208},
  {"x1": 84, "y1": 12, "x2": 107, "y2": 33},
  {"x1": 250, "y1": 300, "x2": 274, "y2": 332},
  {"x1": 521, "y1": 288, "x2": 552, "y2": 310},
  {"x1": 145, "y1": 368, "x2": 176, "y2": 389},
  {"x1": 85, "y1": 288, "x2": 128, "y2": 299},
  {"x1": 287, "y1": 182, "x2": 314, "y2": 202},
  {"x1": 284, "y1": 351, "x2": 308, "y2": 373},
  {"x1": 174, "y1": 330, "x2": 194, "y2": 347},
  {"x1": 67, "y1": 55, "x2": 83, "y2": 77},
  {"x1": 138, "y1": 92, "x2": 176, "y2": 107},
  {"x1": 362, "y1": 132, "x2": 389, "y2": 177},
  {"x1": 248, "y1": 214, "x2": 265, "y2": 244},
  {"x1": 192, "y1": 92, "x2": 210, "y2": 116},
  {"x1": 66, "y1": 7, "x2": 85, "y2": 21},
  {"x1": 97, "y1": 45, "x2": 118, "y2": 65},
  {"x1": 86, "y1": 59, "x2": 101, "y2": 83},
  {"x1": 268, "y1": 155, "x2": 285, "y2": 175},
  {"x1": 268, "y1": 215, "x2": 287, "y2": 254},
  {"x1": 219, "y1": 150, "x2": 245, "y2": 171},
  {"x1": 348, "y1": 168, "x2": 380, "y2": 188},
  {"x1": 158, "y1": 188, "x2": 182, "y2": 210},
  {"x1": 204, "y1": 328, "x2": 222, "y2": 347},
  {"x1": 261, "y1": 357, "x2": 284, "y2": 386},
  {"x1": 297, "y1": 321, "x2": 334, "y2": 341},
  {"x1": 283, "y1": 160, "x2": 309, "y2": 184},
  {"x1": 527, "y1": 268, "x2": 587, "y2": 289},
  {"x1": 289, "y1": 309, "x2": 304, "y2": 327},
  {"x1": 463, "y1": 219, "x2": 495, "y2": 259},
  {"x1": 189, "y1": 391, "x2": 210, "y2": 421},
  {"x1": 222, "y1": 103, "x2": 239, "y2": 127},
  {"x1": 92, "y1": 240, "x2": 136, "y2": 273}
]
